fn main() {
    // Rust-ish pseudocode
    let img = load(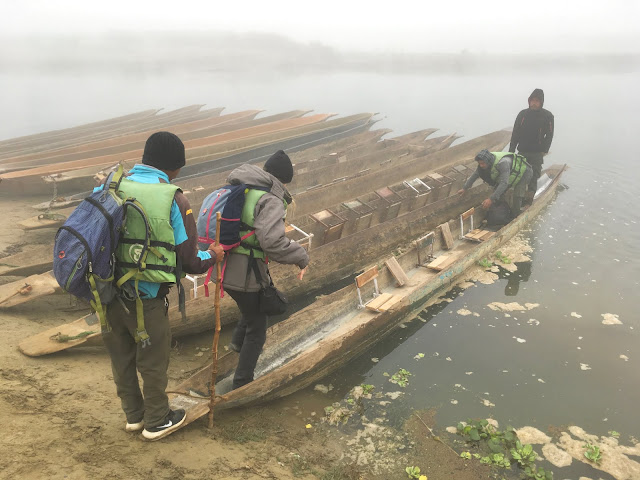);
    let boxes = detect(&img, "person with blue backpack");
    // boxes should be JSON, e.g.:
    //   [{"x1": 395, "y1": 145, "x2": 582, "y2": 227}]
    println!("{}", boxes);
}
[
  {"x1": 220, "y1": 150, "x2": 309, "y2": 390},
  {"x1": 99, "y1": 132, "x2": 223, "y2": 441}
]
